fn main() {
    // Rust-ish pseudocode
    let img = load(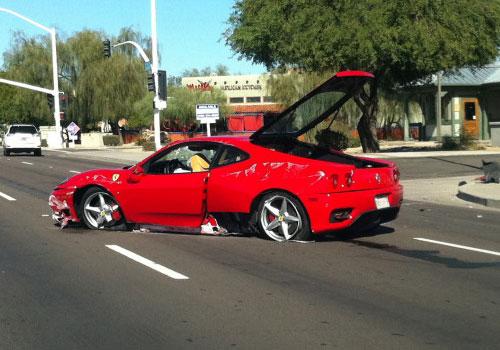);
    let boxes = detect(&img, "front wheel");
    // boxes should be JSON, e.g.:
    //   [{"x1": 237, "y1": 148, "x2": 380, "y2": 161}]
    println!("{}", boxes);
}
[
  {"x1": 257, "y1": 192, "x2": 311, "y2": 242},
  {"x1": 3, "y1": 148, "x2": 9, "y2": 156},
  {"x1": 78, "y1": 187, "x2": 124, "y2": 230}
]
